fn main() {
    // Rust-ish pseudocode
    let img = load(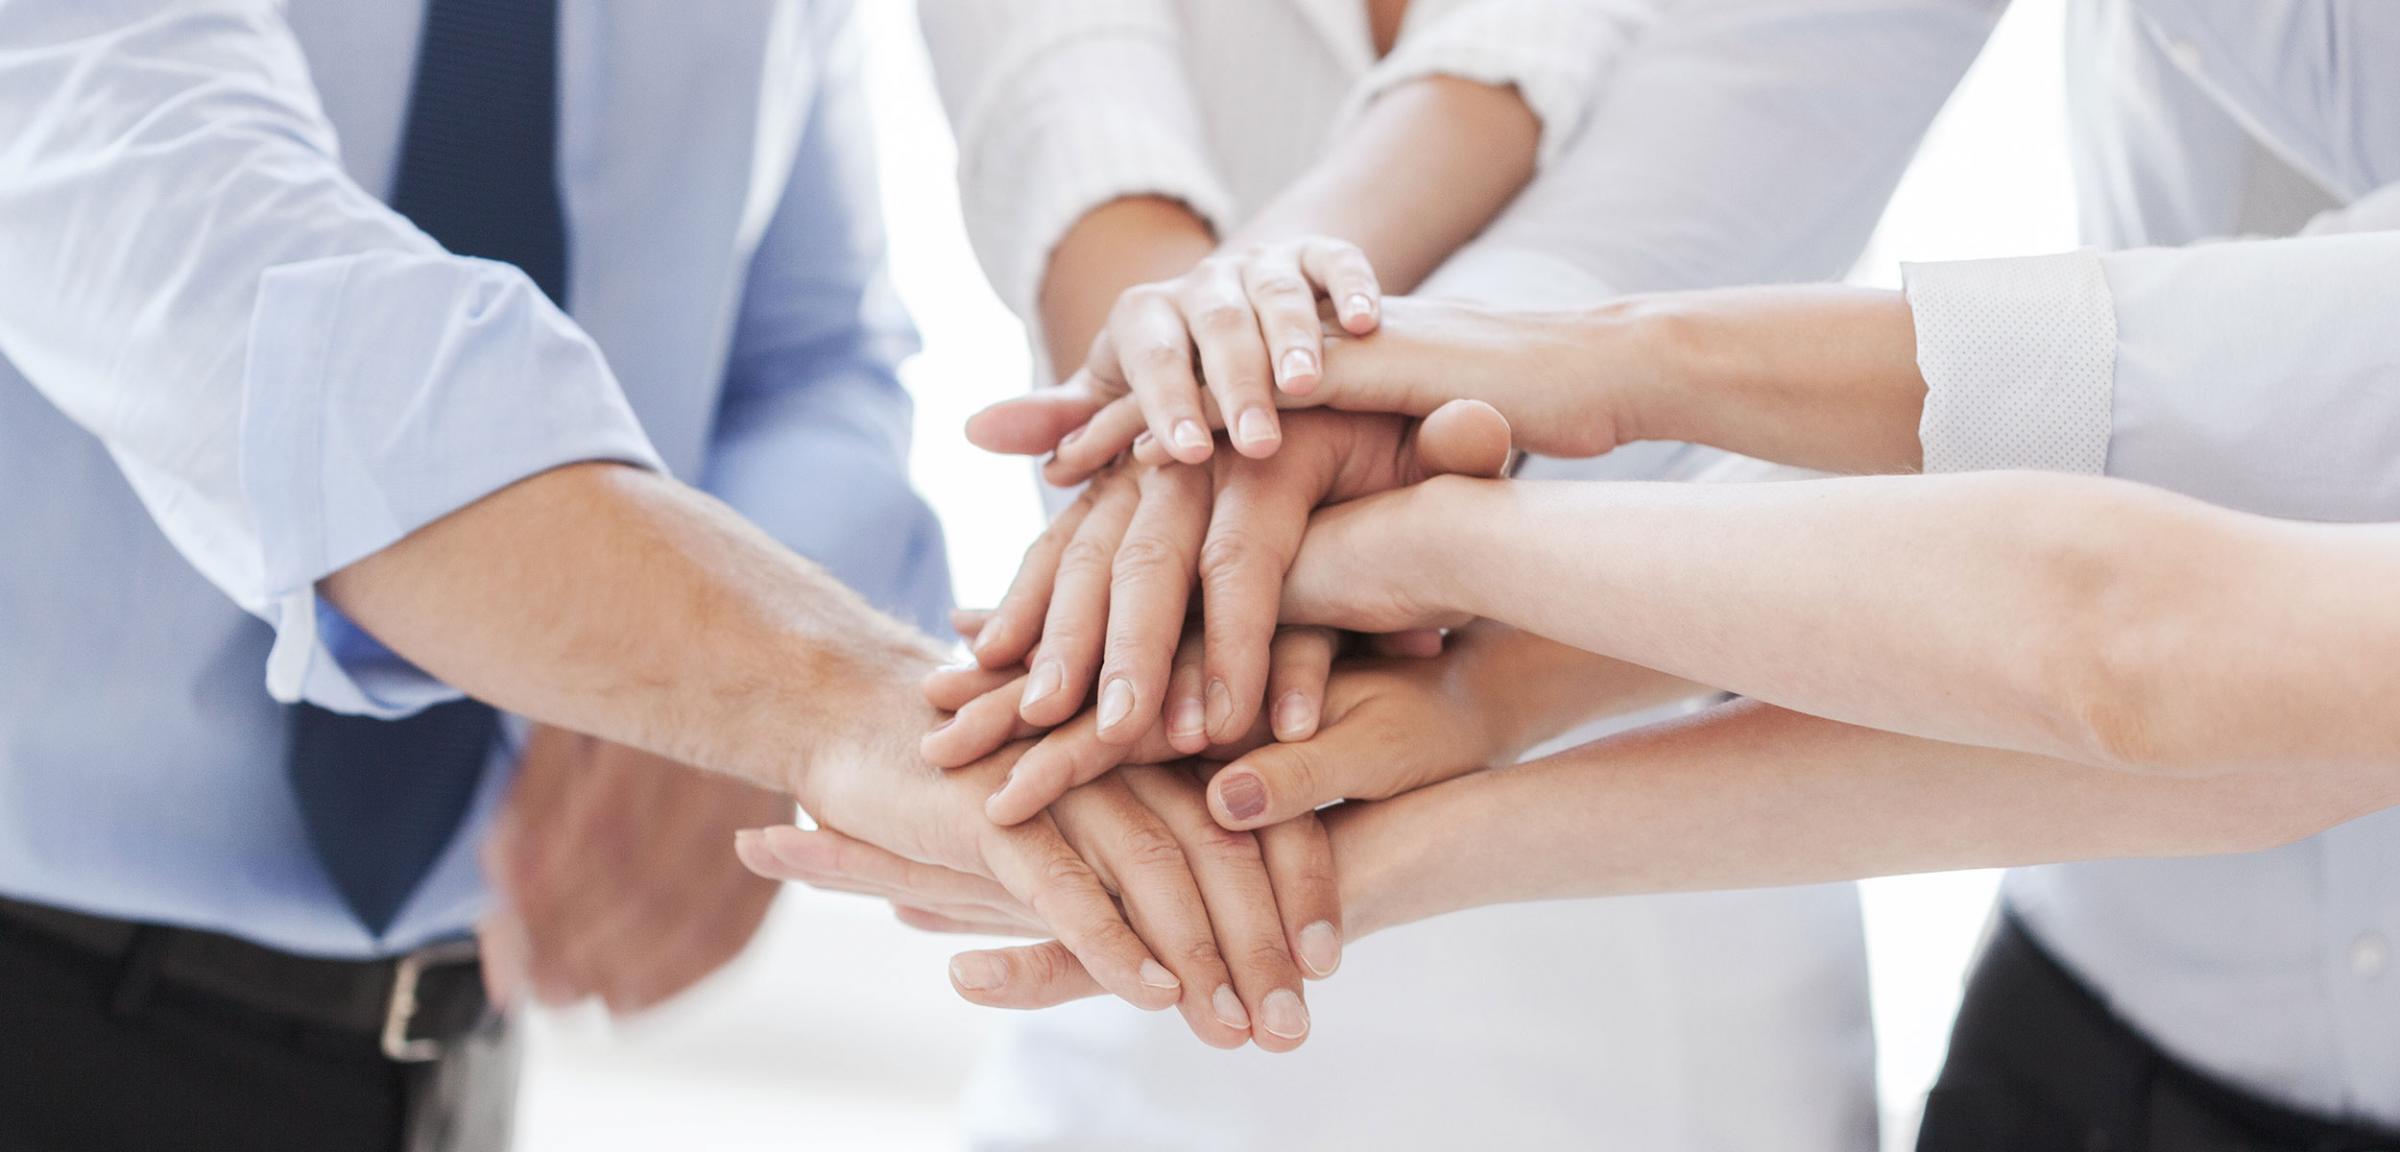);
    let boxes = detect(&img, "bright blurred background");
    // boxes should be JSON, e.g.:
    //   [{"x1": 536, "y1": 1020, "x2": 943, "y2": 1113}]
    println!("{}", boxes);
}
[{"x1": 518, "y1": 2, "x2": 2076, "y2": 1148}]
